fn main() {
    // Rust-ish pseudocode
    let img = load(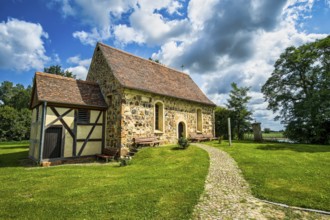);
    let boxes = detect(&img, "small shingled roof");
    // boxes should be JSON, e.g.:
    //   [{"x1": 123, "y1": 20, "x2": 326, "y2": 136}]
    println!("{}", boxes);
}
[
  {"x1": 31, "y1": 72, "x2": 107, "y2": 109},
  {"x1": 97, "y1": 43, "x2": 215, "y2": 106}
]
